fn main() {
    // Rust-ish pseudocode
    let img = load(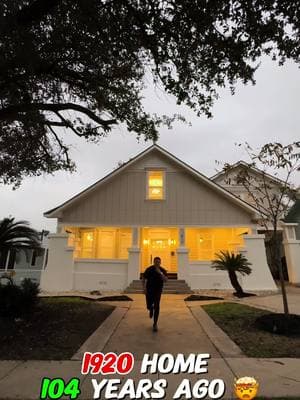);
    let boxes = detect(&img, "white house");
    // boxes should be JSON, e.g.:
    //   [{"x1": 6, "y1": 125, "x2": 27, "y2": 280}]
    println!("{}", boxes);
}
[{"x1": 40, "y1": 145, "x2": 285, "y2": 293}]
